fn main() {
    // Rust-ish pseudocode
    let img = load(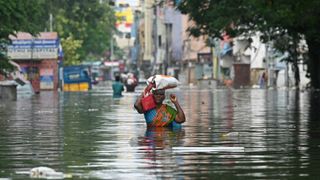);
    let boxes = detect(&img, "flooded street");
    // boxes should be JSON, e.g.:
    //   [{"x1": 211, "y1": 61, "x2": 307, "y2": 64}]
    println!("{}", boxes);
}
[{"x1": 1, "y1": 85, "x2": 320, "y2": 179}]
